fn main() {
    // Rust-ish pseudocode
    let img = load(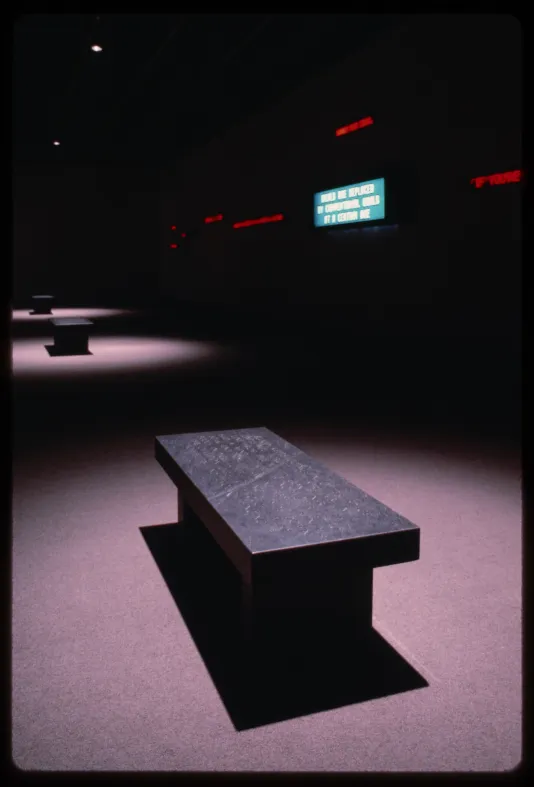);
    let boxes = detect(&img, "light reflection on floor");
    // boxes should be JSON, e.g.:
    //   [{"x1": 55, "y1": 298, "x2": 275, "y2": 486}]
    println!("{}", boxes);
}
[
  {"x1": 12, "y1": 335, "x2": 230, "y2": 380},
  {"x1": 11, "y1": 416, "x2": 522, "y2": 770},
  {"x1": 11, "y1": 307, "x2": 138, "y2": 323}
]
